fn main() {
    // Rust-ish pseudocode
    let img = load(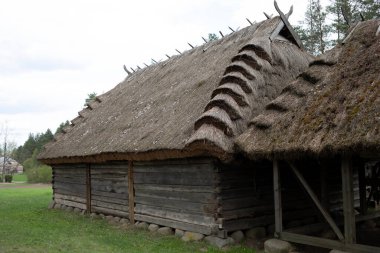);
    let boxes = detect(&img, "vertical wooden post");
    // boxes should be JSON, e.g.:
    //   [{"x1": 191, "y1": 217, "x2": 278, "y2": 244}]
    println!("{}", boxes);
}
[
  {"x1": 128, "y1": 161, "x2": 135, "y2": 224},
  {"x1": 273, "y1": 159, "x2": 282, "y2": 237},
  {"x1": 342, "y1": 155, "x2": 356, "y2": 244},
  {"x1": 86, "y1": 164, "x2": 92, "y2": 213},
  {"x1": 320, "y1": 163, "x2": 329, "y2": 209},
  {"x1": 358, "y1": 160, "x2": 367, "y2": 215}
]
